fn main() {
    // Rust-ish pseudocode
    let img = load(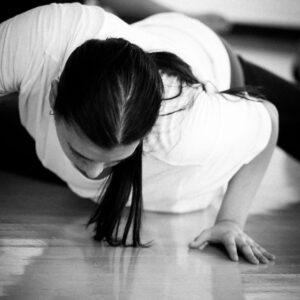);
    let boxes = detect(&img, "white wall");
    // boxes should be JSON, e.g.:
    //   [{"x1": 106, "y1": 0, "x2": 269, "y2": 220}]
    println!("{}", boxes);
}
[{"x1": 154, "y1": 0, "x2": 300, "y2": 29}]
